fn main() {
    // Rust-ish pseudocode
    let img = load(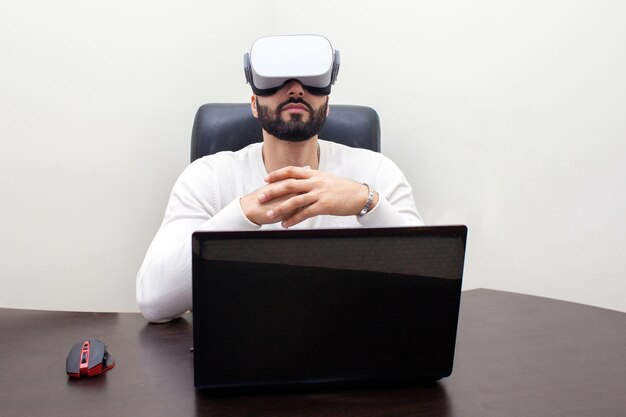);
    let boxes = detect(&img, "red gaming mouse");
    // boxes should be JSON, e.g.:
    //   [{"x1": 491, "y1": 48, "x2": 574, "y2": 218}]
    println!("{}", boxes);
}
[{"x1": 66, "y1": 339, "x2": 115, "y2": 378}]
